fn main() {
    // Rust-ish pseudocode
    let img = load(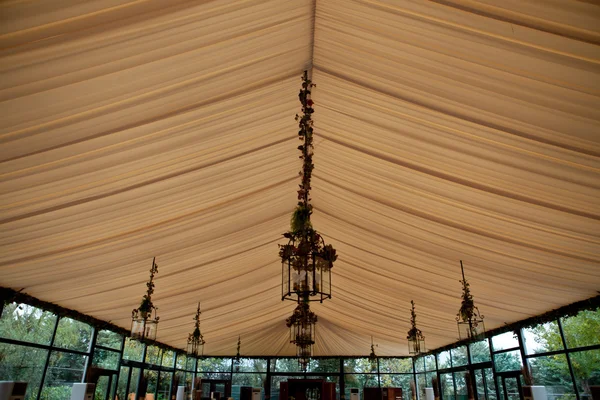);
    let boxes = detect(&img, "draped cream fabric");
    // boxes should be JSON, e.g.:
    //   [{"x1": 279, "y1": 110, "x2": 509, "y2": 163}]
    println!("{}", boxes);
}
[{"x1": 0, "y1": 0, "x2": 598, "y2": 356}]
